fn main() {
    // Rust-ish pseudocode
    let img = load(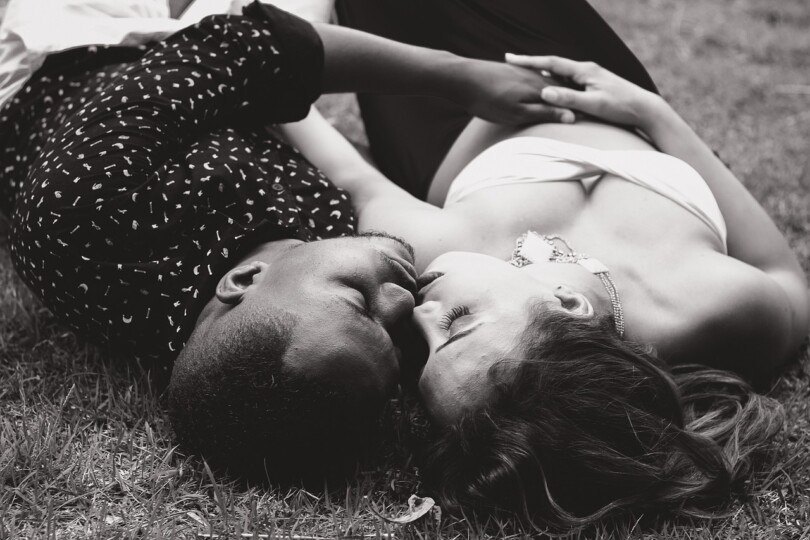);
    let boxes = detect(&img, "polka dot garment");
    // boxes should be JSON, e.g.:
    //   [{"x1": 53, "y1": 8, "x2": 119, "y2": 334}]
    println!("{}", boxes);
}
[{"x1": 0, "y1": 4, "x2": 355, "y2": 365}]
